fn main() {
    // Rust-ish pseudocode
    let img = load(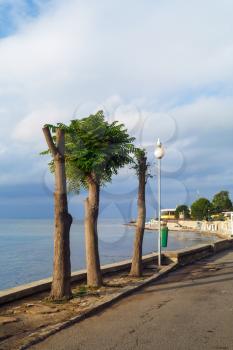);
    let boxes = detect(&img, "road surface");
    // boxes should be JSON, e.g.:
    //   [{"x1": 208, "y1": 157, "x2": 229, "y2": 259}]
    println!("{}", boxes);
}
[{"x1": 31, "y1": 249, "x2": 233, "y2": 350}]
